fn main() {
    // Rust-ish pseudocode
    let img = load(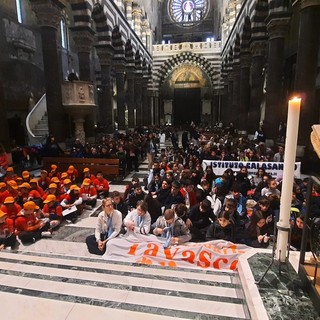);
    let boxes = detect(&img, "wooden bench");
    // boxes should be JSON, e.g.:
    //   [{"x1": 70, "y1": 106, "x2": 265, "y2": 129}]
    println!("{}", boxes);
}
[{"x1": 42, "y1": 157, "x2": 120, "y2": 180}]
